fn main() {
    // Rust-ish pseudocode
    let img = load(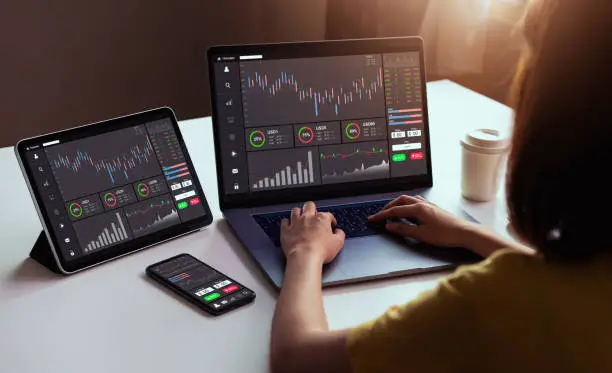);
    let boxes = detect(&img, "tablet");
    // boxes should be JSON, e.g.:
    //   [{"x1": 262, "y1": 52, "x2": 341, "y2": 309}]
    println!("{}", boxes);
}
[{"x1": 15, "y1": 107, "x2": 213, "y2": 274}]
